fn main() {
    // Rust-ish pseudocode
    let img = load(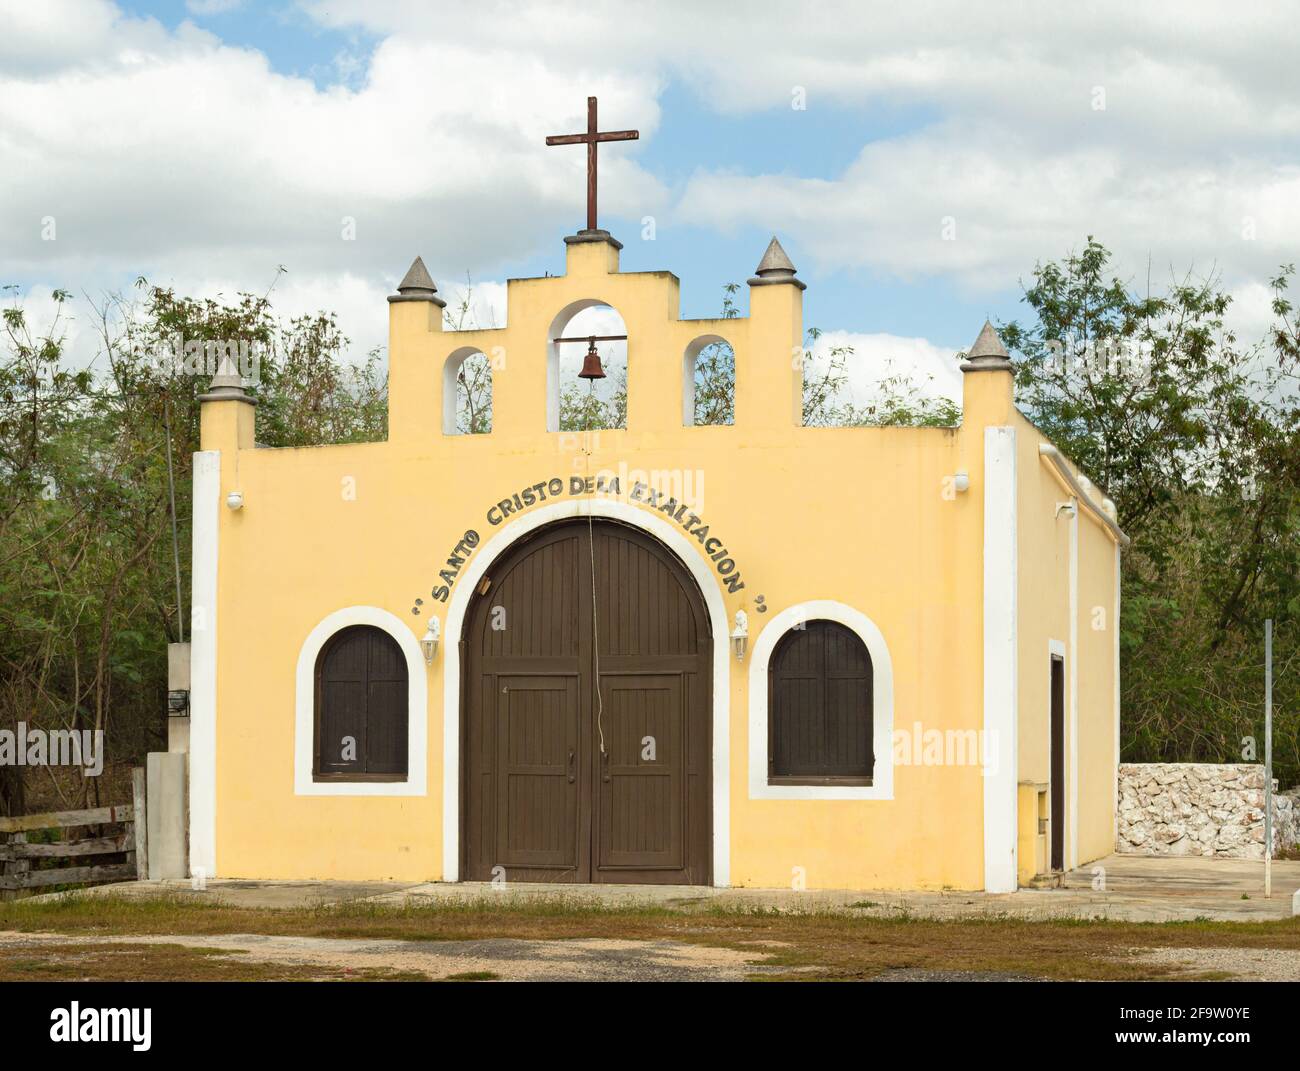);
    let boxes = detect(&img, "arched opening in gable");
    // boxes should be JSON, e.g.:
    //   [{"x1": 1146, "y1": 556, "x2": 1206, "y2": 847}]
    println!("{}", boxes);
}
[
  {"x1": 683, "y1": 334, "x2": 735, "y2": 426},
  {"x1": 442, "y1": 347, "x2": 493, "y2": 435},
  {"x1": 547, "y1": 300, "x2": 628, "y2": 432}
]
